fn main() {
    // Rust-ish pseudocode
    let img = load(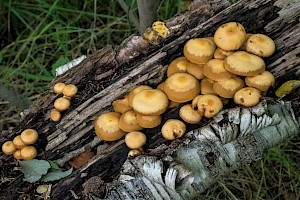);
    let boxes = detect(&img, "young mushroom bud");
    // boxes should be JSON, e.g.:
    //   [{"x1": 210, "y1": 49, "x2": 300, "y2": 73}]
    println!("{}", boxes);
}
[
  {"x1": 21, "y1": 146, "x2": 37, "y2": 160},
  {"x1": 125, "y1": 132, "x2": 147, "y2": 149},
  {"x1": 156, "y1": 82, "x2": 165, "y2": 92},
  {"x1": 213, "y1": 47, "x2": 234, "y2": 59},
  {"x1": 167, "y1": 57, "x2": 189, "y2": 77},
  {"x1": 246, "y1": 34, "x2": 275, "y2": 57},
  {"x1": 50, "y1": 109, "x2": 61, "y2": 122},
  {"x1": 2, "y1": 141, "x2": 17, "y2": 155},
  {"x1": 54, "y1": 97, "x2": 71, "y2": 111},
  {"x1": 63, "y1": 84, "x2": 78, "y2": 98},
  {"x1": 128, "y1": 149, "x2": 142, "y2": 158},
  {"x1": 128, "y1": 85, "x2": 153, "y2": 107},
  {"x1": 136, "y1": 114, "x2": 162, "y2": 128},
  {"x1": 13, "y1": 135, "x2": 27, "y2": 149},
  {"x1": 53, "y1": 83, "x2": 66, "y2": 94},
  {"x1": 112, "y1": 97, "x2": 132, "y2": 114},
  {"x1": 13, "y1": 150, "x2": 23, "y2": 160},
  {"x1": 179, "y1": 104, "x2": 202, "y2": 124},
  {"x1": 200, "y1": 78, "x2": 217, "y2": 95},
  {"x1": 21, "y1": 129, "x2": 38, "y2": 145},
  {"x1": 234, "y1": 87, "x2": 261, "y2": 107},
  {"x1": 245, "y1": 71, "x2": 275, "y2": 91},
  {"x1": 203, "y1": 59, "x2": 234, "y2": 81},
  {"x1": 94, "y1": 112, "x2": 125, "y2": 141},
  {"x1": 196, "y1": 94, "x2": 223, "y2": 118},
  {"x1": 213, "y1": 76, "x2": 245, "y2": 98},
  {"x1": 161, "y1": 119, "x2": 186, "y2": 140},
  {"x1": 239, "y1": 33, "x2": 253, "y2": 51},
  {"x1": 119, "y1": 110, "x2": 142, "y2": 132},
  {"x1": 186, "y1": 62, "x2": 205, "y2": 80}
]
